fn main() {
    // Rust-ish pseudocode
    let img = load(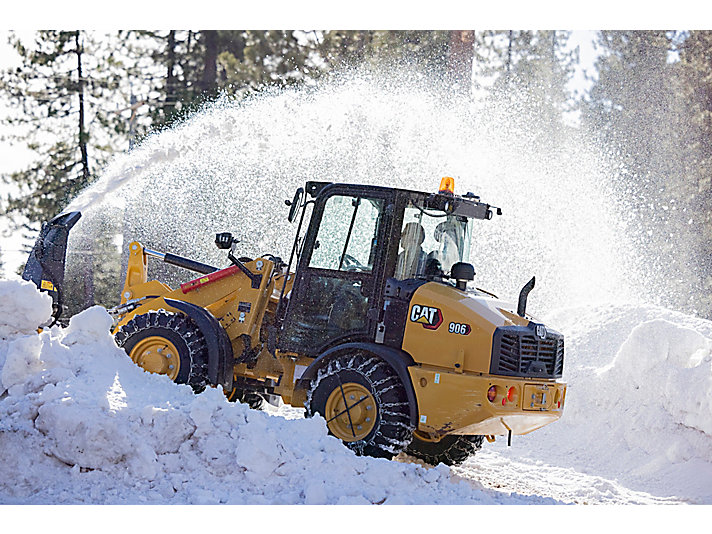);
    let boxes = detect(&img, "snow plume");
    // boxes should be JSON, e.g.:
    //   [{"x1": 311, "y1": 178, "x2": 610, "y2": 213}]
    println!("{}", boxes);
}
[
  {"x1": 0, "y1": 279, "x2": 545, "y2": 504},
  {"x1": 61, "y1": 71, "x2": 649, "y2": 318}
]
